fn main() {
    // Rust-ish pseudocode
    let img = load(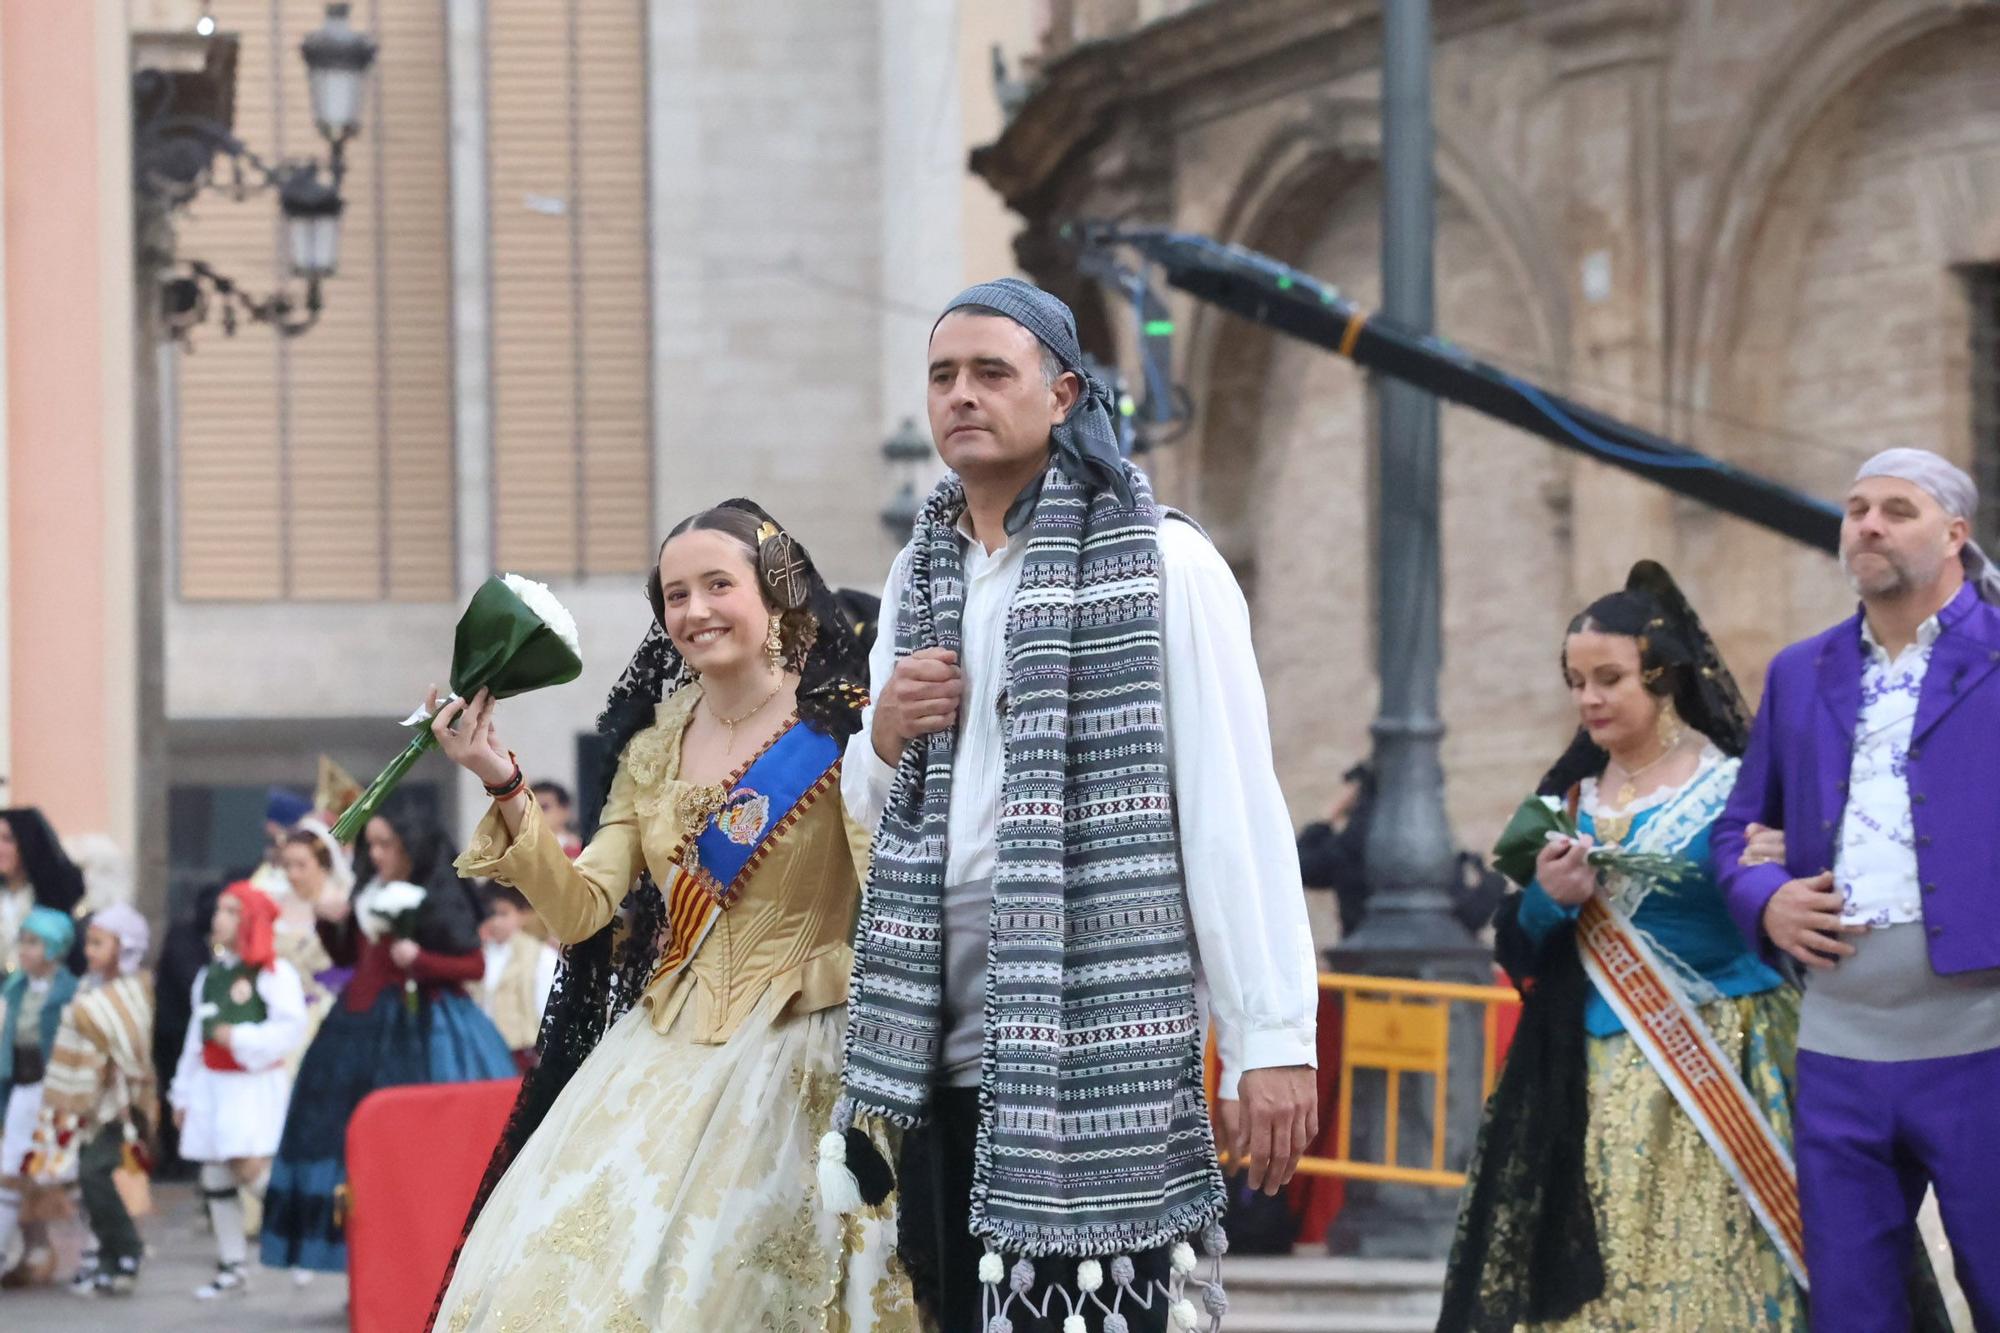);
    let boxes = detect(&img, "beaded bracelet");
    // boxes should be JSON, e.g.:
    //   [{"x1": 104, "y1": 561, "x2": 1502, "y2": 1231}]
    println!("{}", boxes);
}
[{"x1": 484, "y1": 752, "x2": 525, "y2": 800}]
